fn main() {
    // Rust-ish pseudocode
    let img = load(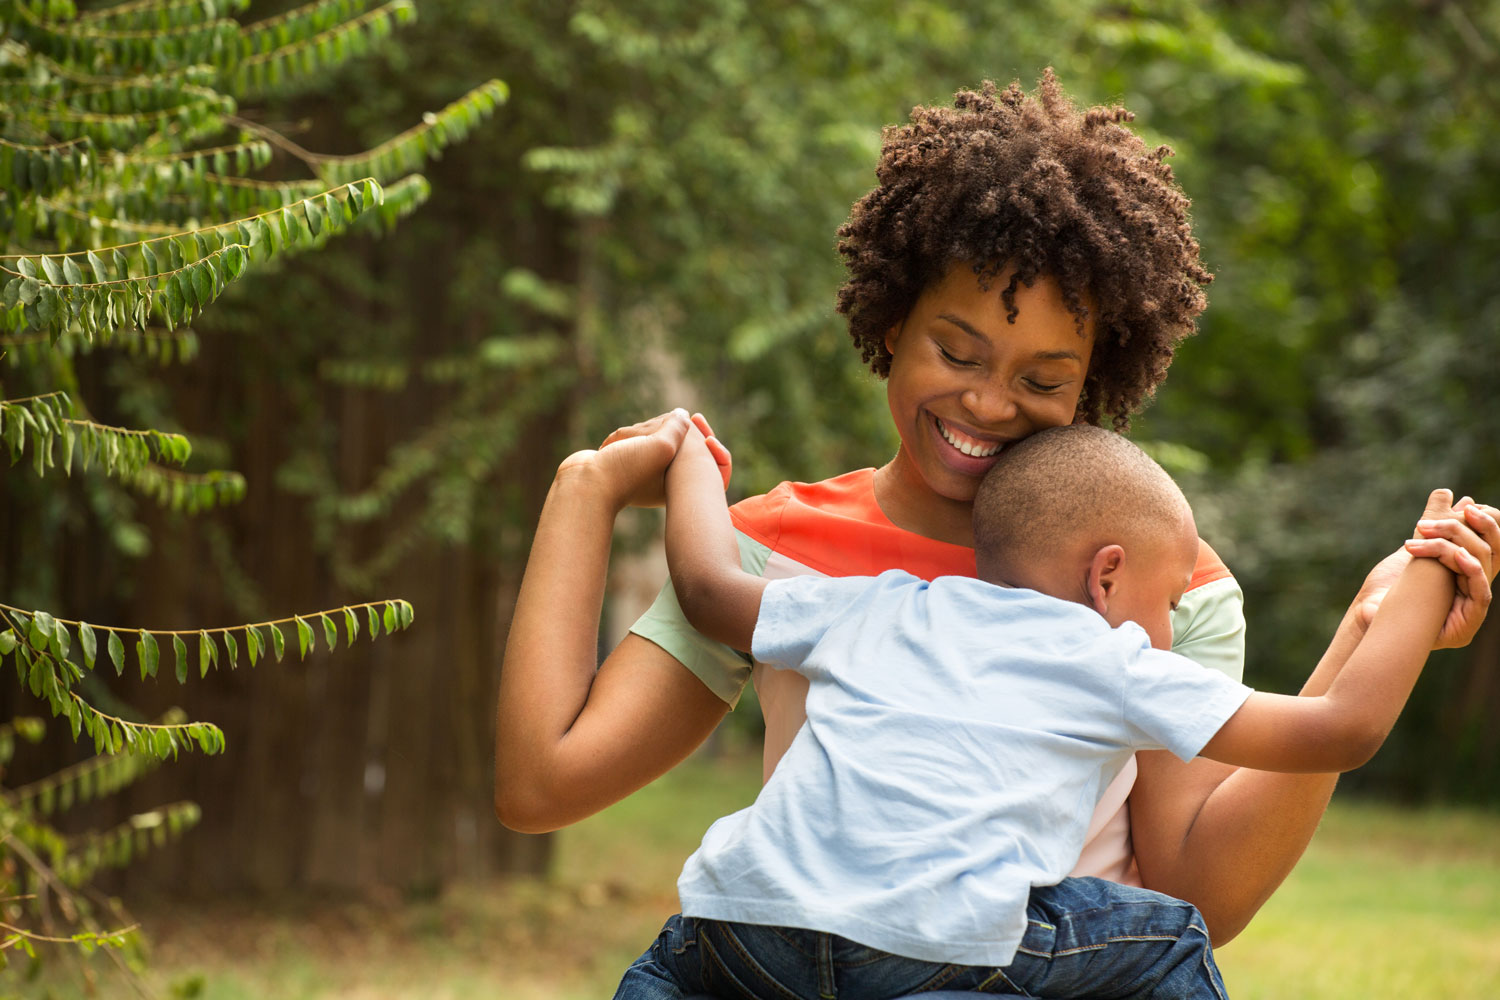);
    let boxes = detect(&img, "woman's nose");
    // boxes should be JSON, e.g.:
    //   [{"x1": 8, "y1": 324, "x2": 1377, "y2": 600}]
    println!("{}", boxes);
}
[{"x1": 962, "y1": 384, "x2": 1018, "y2": 425}]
